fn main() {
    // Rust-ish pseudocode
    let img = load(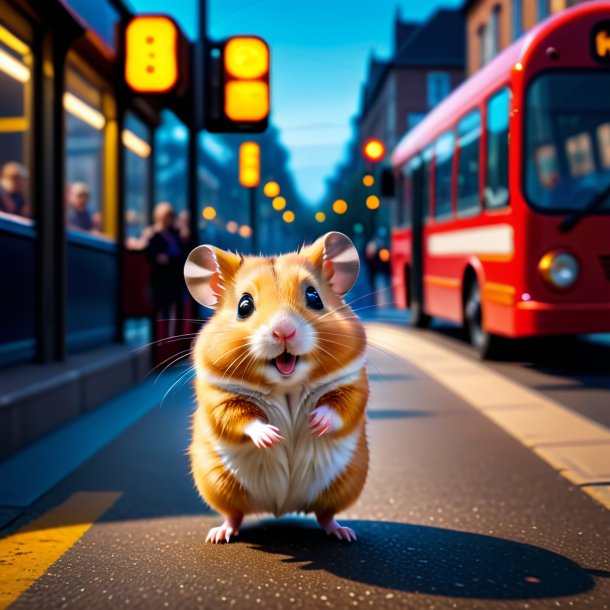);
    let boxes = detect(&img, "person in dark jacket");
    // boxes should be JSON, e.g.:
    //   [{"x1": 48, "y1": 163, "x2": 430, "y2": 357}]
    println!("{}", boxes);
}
[{"x1": 147, "y1": 202, "x2": 188, "y2": 336}]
